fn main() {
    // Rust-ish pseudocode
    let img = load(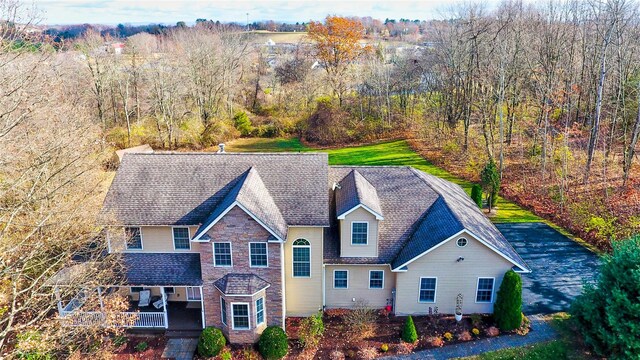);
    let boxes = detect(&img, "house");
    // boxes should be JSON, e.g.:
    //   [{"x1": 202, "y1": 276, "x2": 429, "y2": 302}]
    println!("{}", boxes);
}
[{"x1": 52, "y1": 151, "x2": 530, "y2": 344}]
